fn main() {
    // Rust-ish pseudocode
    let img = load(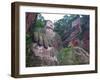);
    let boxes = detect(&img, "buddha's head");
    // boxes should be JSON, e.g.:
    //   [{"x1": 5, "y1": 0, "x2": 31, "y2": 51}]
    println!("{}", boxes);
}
[
  {"x1": 44, "y1": 20, "x2": 55, "y2": 35},
  {"x1": 45, "y1": 20, "x2": 54, "y2": 29}
]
